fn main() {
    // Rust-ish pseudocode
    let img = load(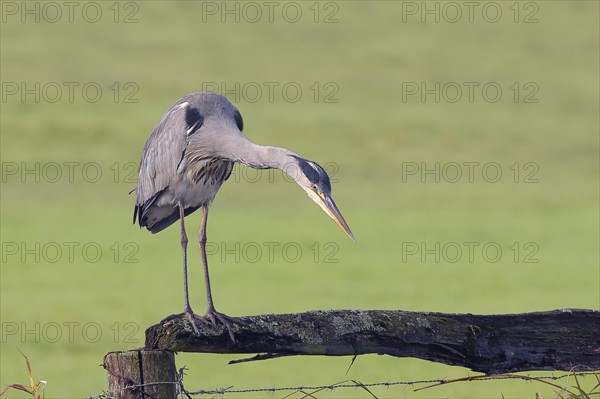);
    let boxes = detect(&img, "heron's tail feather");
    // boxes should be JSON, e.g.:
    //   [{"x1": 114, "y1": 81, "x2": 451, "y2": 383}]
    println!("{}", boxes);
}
[{"x1": 140, "y1": 204, "x2": 201, "y2": 234}]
